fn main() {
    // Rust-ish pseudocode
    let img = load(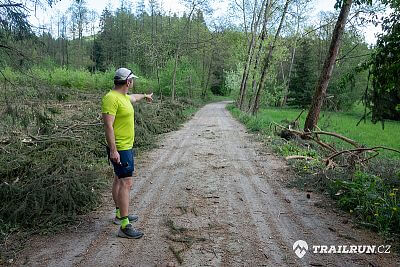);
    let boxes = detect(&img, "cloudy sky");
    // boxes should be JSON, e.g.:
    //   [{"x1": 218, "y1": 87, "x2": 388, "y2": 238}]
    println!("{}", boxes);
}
[{"x1": 28, "y1": 0, "x2": 381, "y2": 44}]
